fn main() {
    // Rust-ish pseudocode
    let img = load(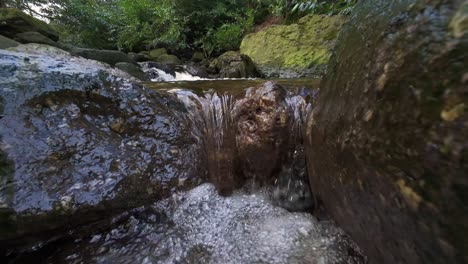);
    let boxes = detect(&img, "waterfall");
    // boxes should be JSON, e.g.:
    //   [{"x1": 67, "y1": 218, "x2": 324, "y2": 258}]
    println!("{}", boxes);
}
[{"x1": 170, "y1": 83, "x2": 315, "y2": 210}]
